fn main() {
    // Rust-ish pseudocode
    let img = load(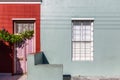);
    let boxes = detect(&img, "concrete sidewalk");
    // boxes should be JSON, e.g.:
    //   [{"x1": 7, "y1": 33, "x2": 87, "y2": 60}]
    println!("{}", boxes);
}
[
  {"x1": 0, "y1": 74, "x2": 27, "y2": 80},
  {"x1": 1, "y1": 75, "x2": 120, "y2": 80},
  {"x1": 72, "y1": 76, "x2": 120, "y2": 80}
]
